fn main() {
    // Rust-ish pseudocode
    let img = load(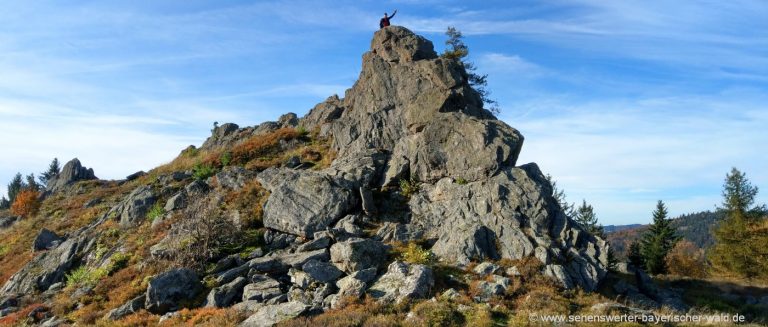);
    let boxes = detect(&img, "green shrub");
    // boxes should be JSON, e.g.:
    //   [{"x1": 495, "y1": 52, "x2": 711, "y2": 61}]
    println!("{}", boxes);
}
[
  {"x1": 220, "y1": 152, "x2": 232, "y2": 166},
  {"x1": 66, "y1": 266, "x2": 107, "y2": 288},
  {"x1": 455, "y1": 177, "x2": 468, "y2": 185},
  {"x1": 0, "y1": 244, "x2": 8, "y2": 257},
  {"x1": 107, "y1": 252, "x2": 131, "y2": 274},
  {"x1": 146, "y1": 202, "x2": 165, "y2": 222},
  {"x1": 399, "y1": 178, "x2": 420, "y2": 197},
  {"x1": 192, "y1": 163, "x2": 216, "y2": 181},
  {"x1": 297, "y1": 126, "x2": 309, "y2": 136},
  {"x1": 401, "y1": 242, "x2": 436, "y2": 266}
]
